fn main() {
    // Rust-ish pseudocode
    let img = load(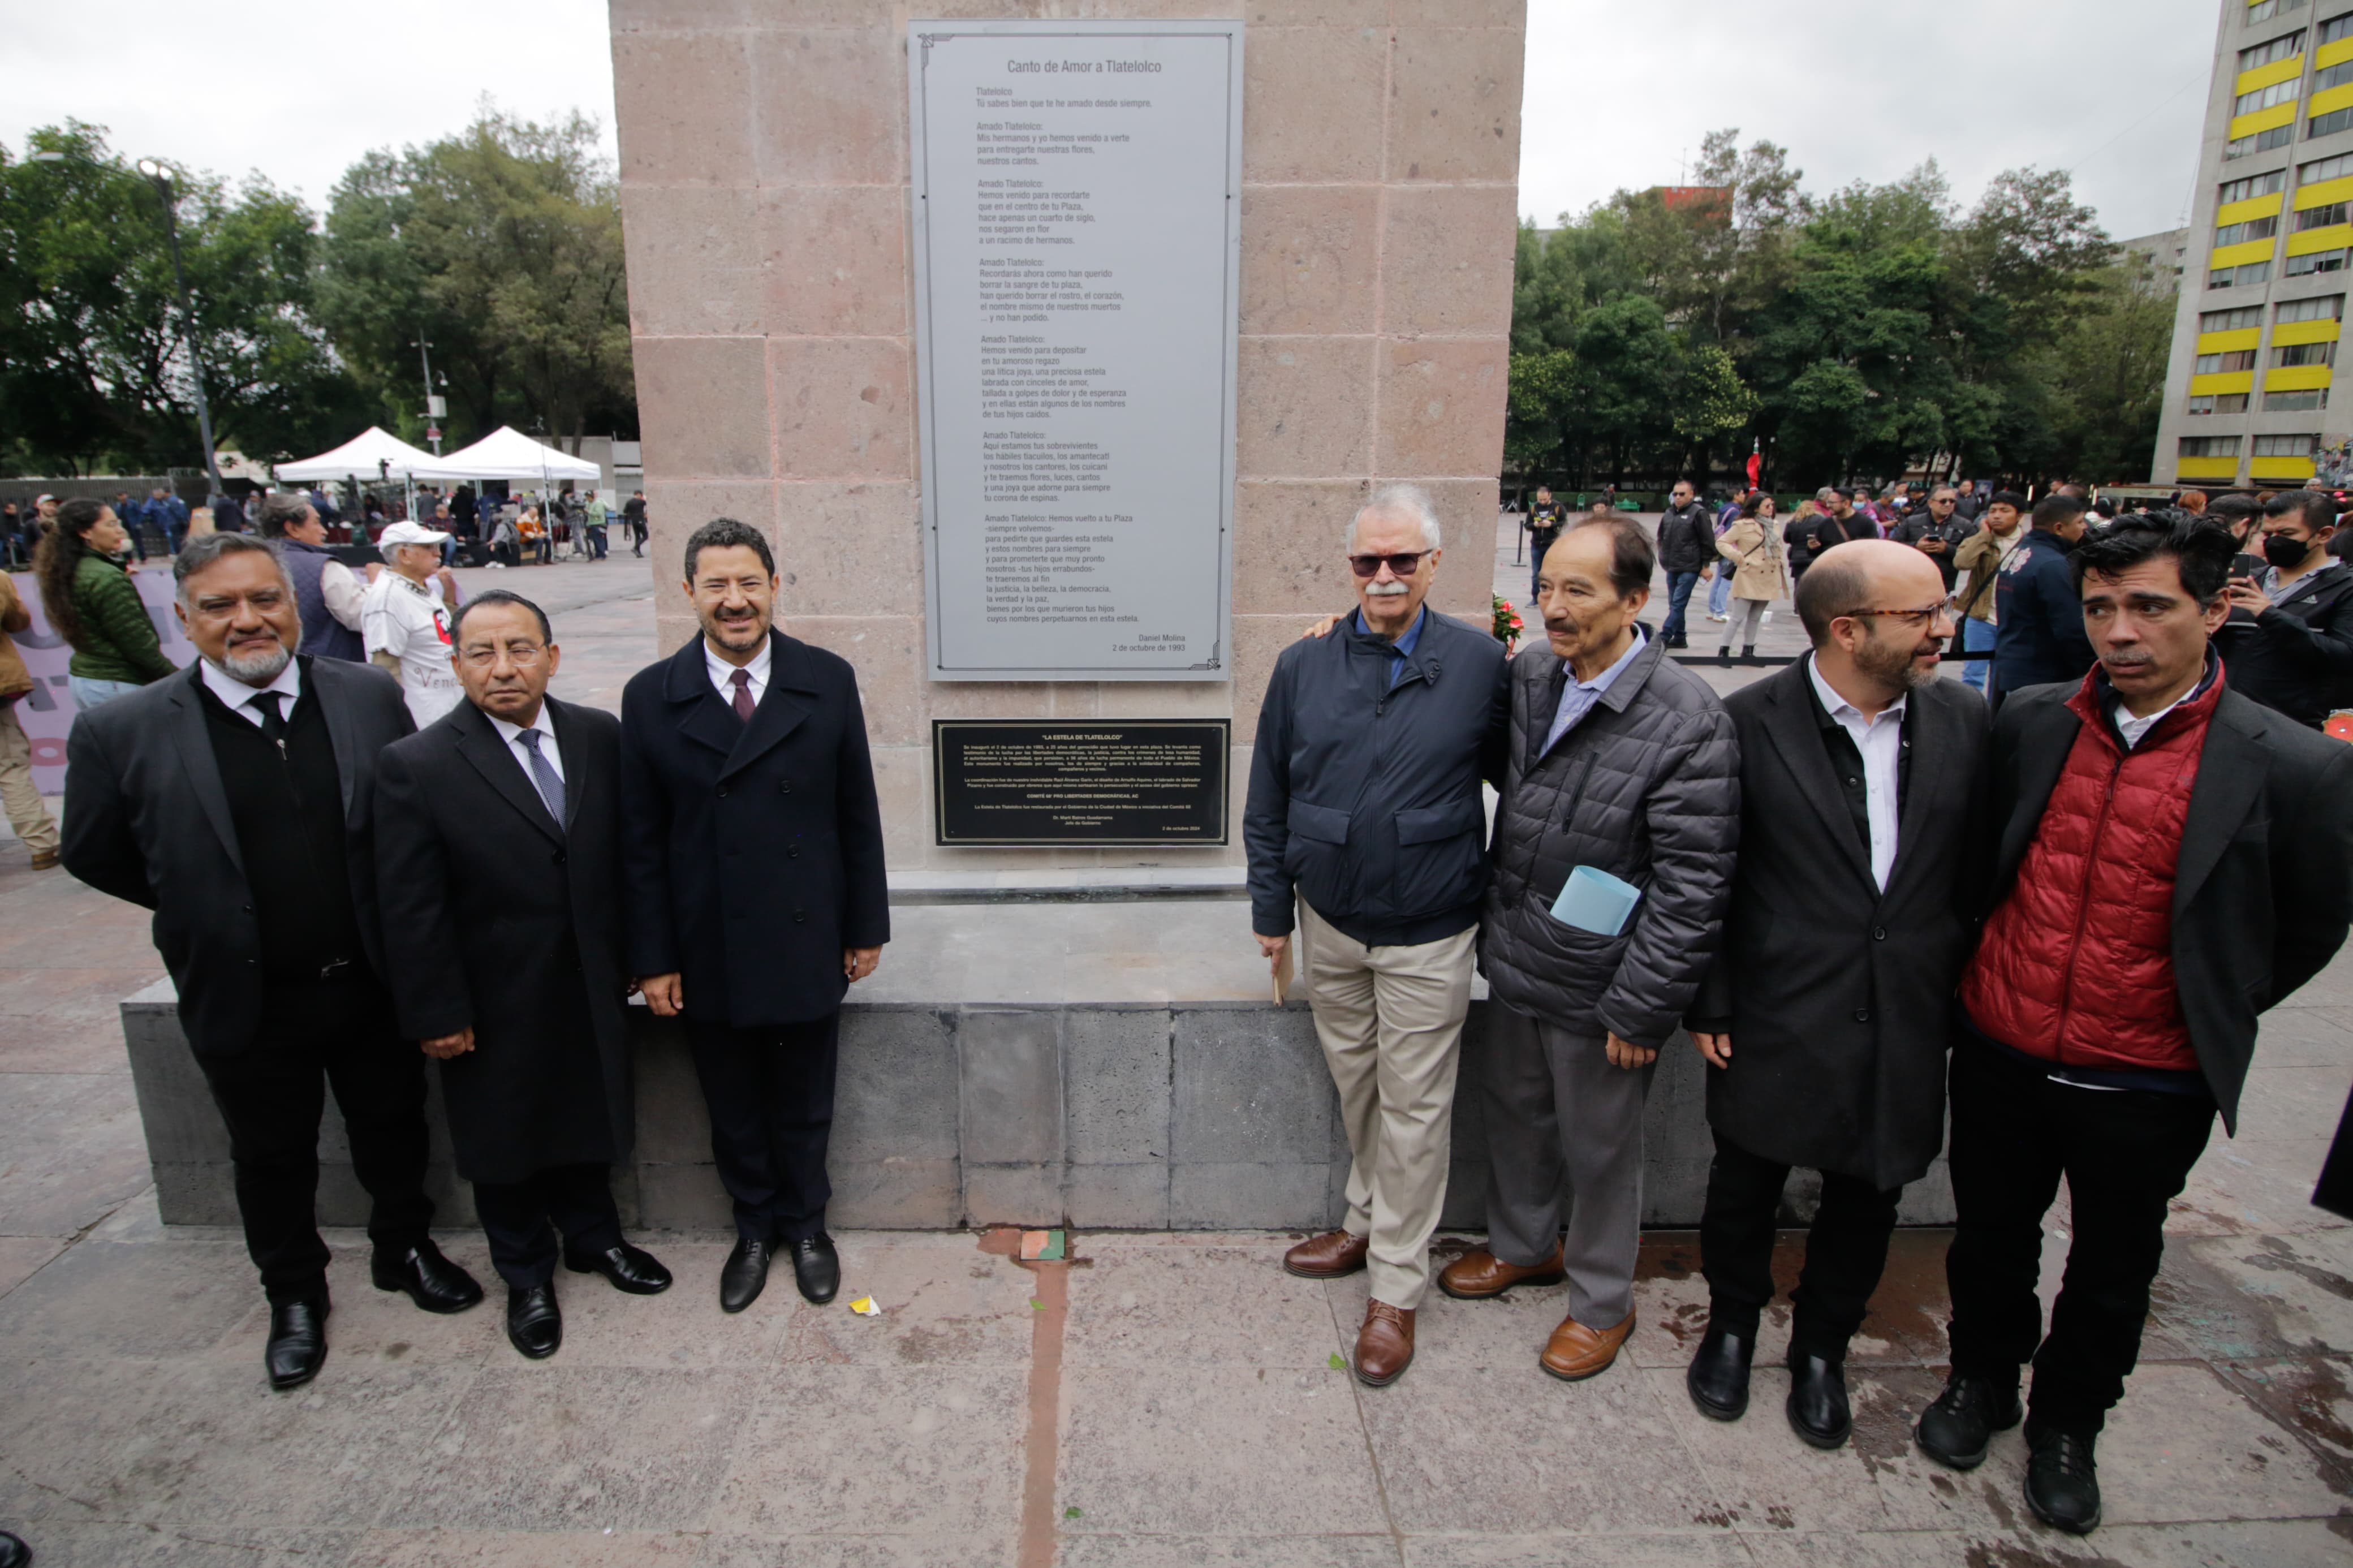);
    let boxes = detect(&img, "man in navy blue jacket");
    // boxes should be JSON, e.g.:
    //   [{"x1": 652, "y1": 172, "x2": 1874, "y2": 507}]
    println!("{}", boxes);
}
[
  {"x1": 619, "y1": 518, "x2": 890, "y2": 1315},
  {"x1": 1991, "y1": 493, "x2": 2095, "y2": 710}
]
